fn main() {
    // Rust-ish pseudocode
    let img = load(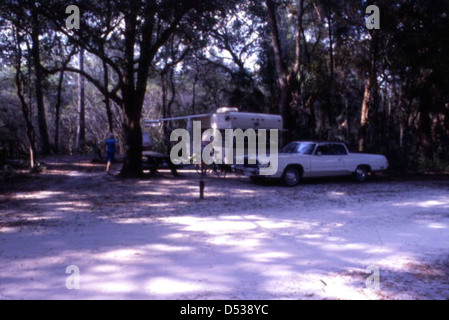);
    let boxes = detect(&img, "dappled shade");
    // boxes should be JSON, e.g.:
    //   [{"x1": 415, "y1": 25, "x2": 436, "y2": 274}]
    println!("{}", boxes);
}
[{"x1": 1, "y1": 157, "x2": 448, "y2": 299}]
